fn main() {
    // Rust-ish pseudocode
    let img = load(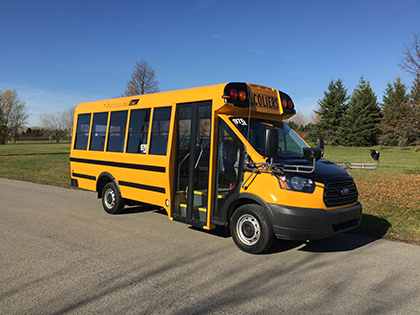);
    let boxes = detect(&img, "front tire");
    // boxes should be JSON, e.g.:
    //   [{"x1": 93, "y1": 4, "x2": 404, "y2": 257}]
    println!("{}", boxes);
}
[
  {"x1": 102, "y1": 182, "x2": 125, "y2": 214},
  {"x1": 230, "y1": 204, "x2": 274, "y2": 254}
]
